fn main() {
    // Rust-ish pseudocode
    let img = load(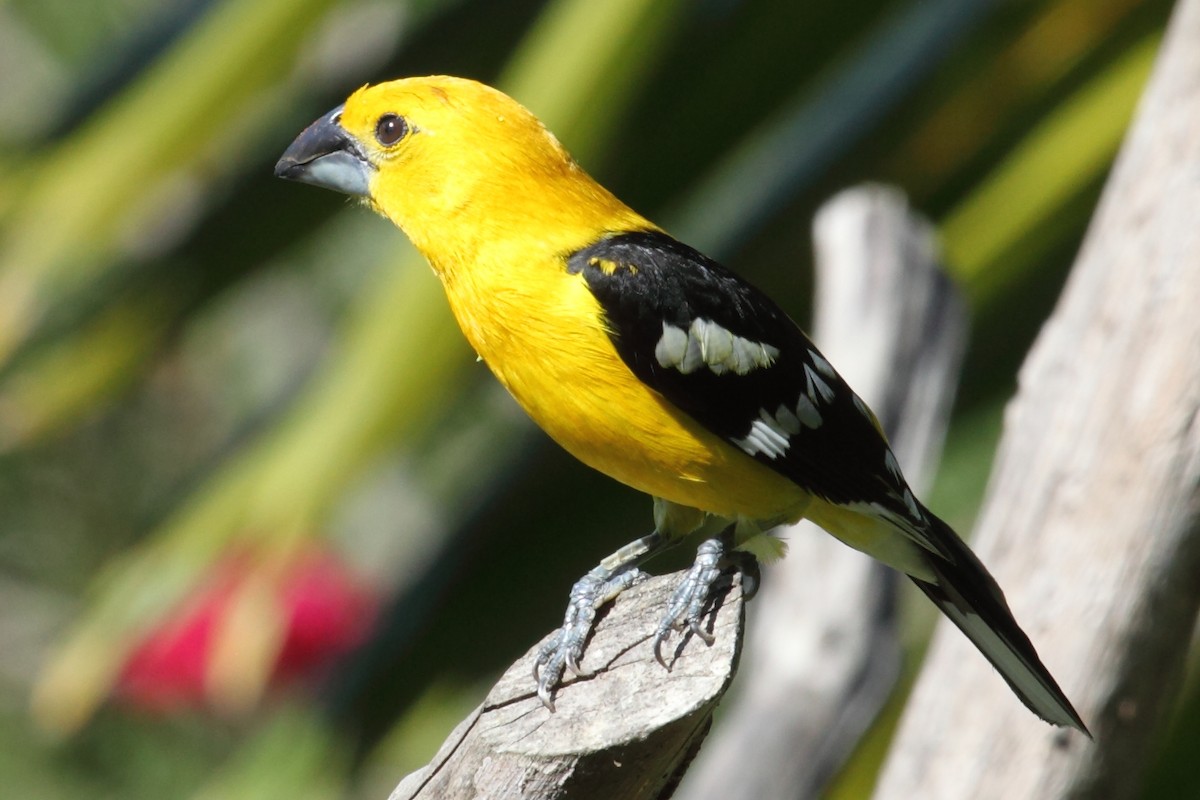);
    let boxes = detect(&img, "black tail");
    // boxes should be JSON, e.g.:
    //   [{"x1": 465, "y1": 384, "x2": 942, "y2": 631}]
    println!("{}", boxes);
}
[{"x1": 911, "y1": 508, "x2": 1090, "y2": 735}]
